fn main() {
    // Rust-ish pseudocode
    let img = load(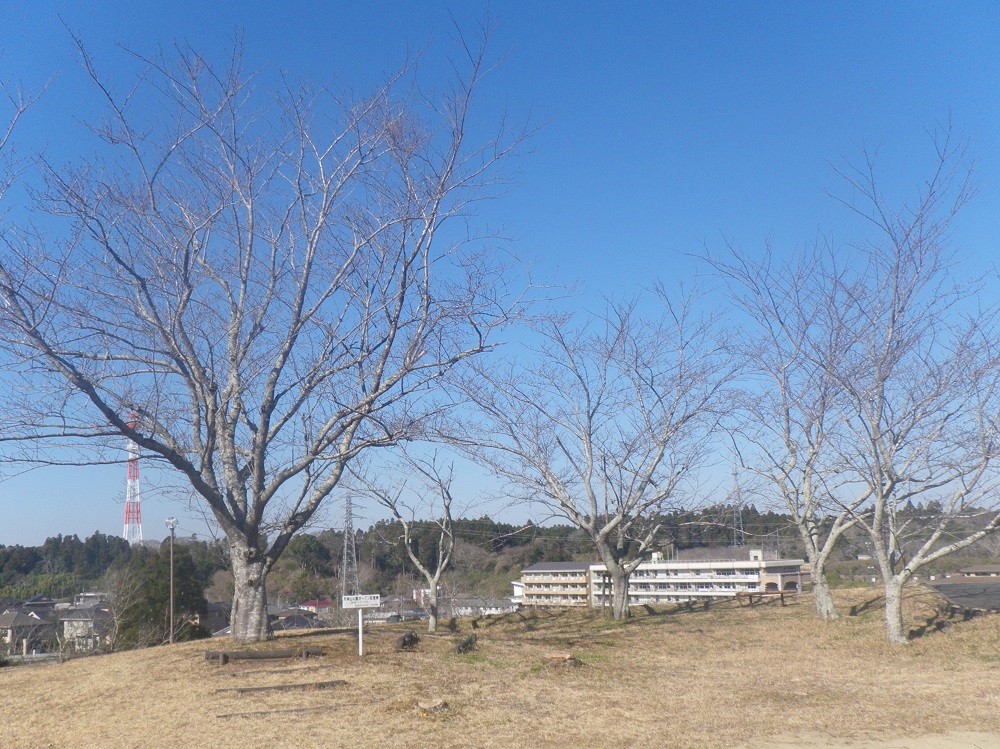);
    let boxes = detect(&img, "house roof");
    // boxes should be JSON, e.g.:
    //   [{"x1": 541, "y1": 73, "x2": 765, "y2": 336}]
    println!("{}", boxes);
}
[
  {"x1": 276, "y1": 607, "x2": 317, "y2": 619},
  {"x1": 0, "y1": 611, "x2": 43, "y2": 629},
  {"x1": 276, "y1": 615, "x2": 317, "y2": 630},
  {"x1": 60, "y1": 607, "x2": 110, "y2": 622},
  {"x1": 23, "y1": 595, "x2": 55, "y2": 605}
]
